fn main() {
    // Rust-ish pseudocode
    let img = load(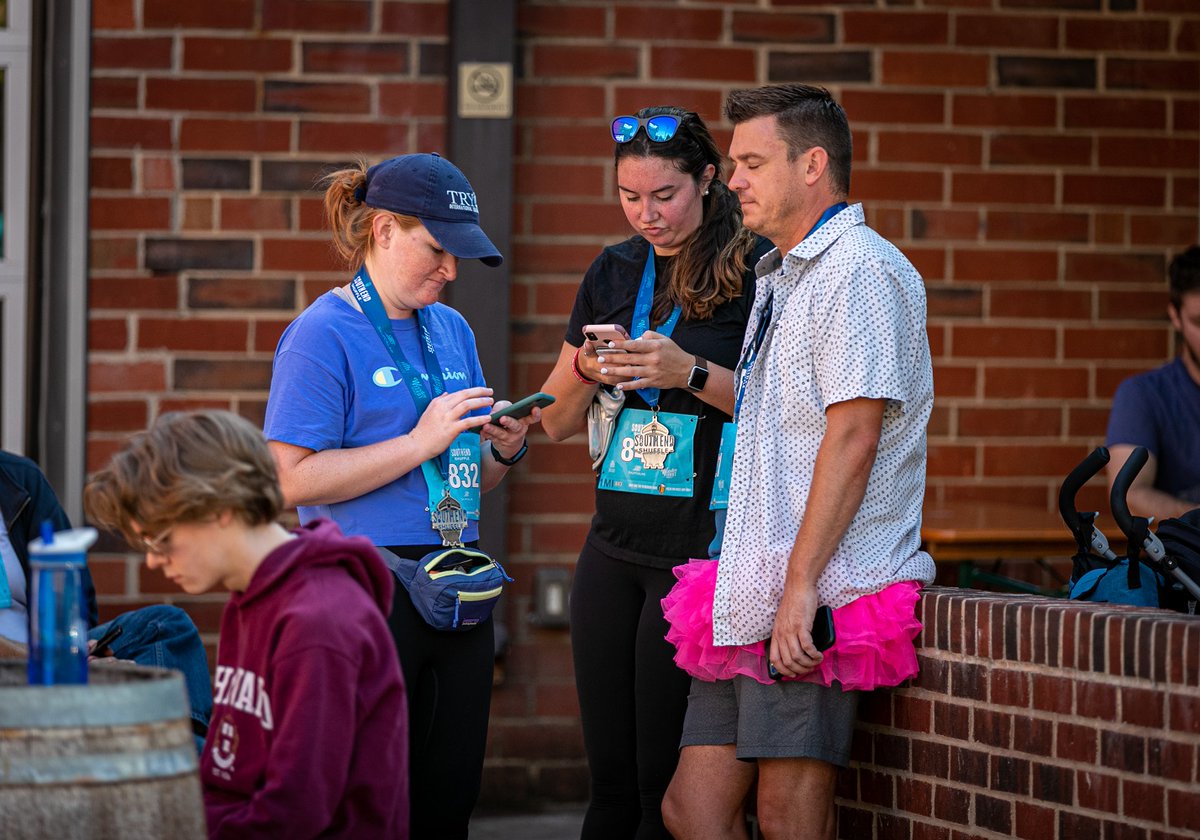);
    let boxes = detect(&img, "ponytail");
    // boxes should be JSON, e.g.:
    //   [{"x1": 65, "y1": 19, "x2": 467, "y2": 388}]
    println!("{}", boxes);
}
[{"x1": 320, "y1": 162, "x2": 374, "y2": 270}]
